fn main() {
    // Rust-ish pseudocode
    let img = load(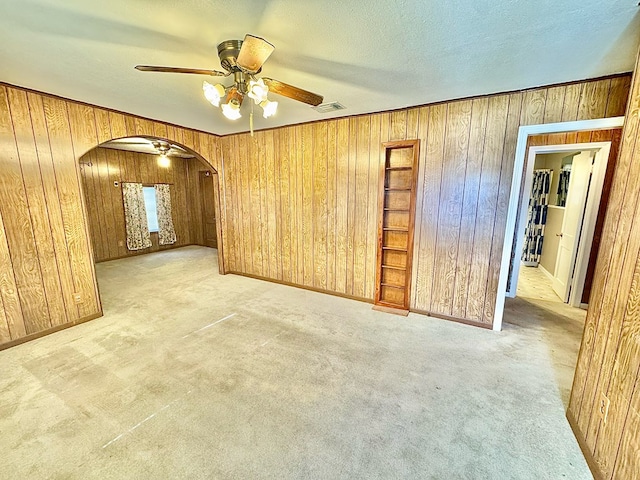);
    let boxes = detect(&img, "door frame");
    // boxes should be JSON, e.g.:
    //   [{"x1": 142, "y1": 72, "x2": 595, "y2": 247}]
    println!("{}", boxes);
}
[
  {"x1": 512, "y1": 143, "x2": 611, "y2": 304},
  {"x1": 493, "y1": 117, "x2": 624, "y2": 331}
]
